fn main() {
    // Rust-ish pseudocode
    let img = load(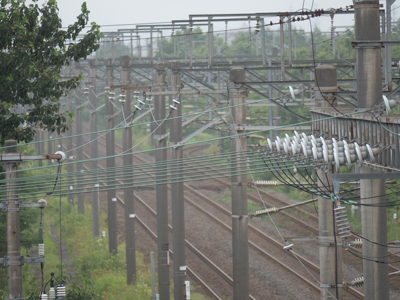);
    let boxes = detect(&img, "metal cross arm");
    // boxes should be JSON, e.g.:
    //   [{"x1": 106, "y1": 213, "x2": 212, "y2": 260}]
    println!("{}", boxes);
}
[
  {"x1": 0, "y1": 255, "x2": 45, "y2": 266},
  {"x1": 110, "y1": 84, "x2": 152, "y2": 90},
  {"x1": 1, "y1": 201, "x2": 47, "y2": 211},
  {"x1": 0, "y1": 152, "x2": 65, "y2": 162},
  {"x1": 173, "y1": 111, "x2": 231, "y2": 147},
  {"x1": 352, "y1": 40, "x2": 400, "y2": 48},
  {"x1": 332, "y1": 172, "x2": 400, "y2": 196}
]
